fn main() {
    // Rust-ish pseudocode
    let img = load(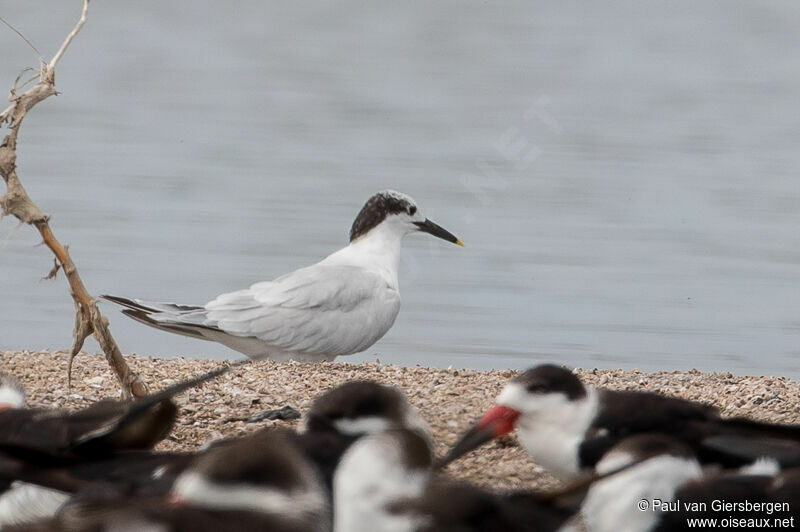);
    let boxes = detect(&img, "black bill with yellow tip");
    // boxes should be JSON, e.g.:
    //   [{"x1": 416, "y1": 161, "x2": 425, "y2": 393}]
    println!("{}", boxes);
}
[{"x1": 413, "y1": 219, "x2": 465, "y2": 247}]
